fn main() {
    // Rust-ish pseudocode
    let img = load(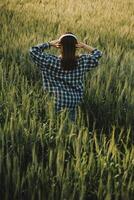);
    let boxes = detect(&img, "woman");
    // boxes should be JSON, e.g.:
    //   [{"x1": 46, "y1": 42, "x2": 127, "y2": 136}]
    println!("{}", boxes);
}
[{"x1": 29, "y1": 32, "x2": 102, "y2": 122}]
